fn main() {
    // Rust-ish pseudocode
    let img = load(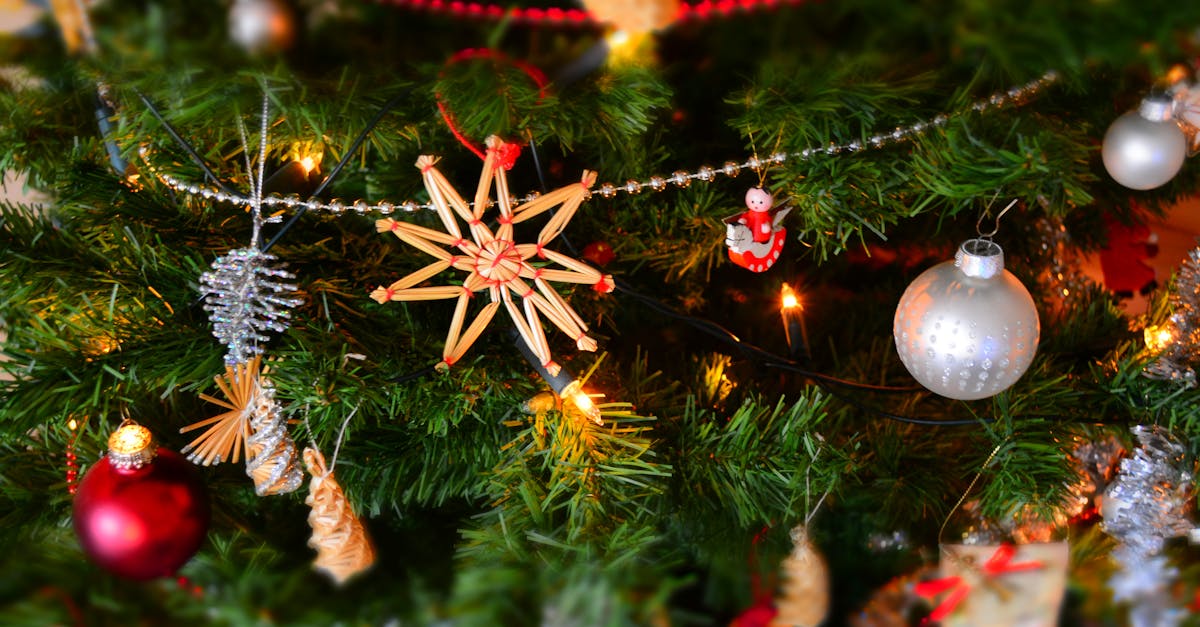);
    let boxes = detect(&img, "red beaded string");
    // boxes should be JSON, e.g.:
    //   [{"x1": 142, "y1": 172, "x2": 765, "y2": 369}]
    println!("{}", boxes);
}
[
  {"x1": 748, "y1": 523, "x2": 777, "y2": 605},
  {"x1": 378, "y1": 0, "x2": 811, "y2": 27},
  {"x1": 175, "y1": 575, "x2": 206, "y2": 598},
  {"x1": 65, "y1": 418, "x2": 82, "y2": 494},
  {"x1": 379, "y1": 0, "x2": 592, "y2": 26}
]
